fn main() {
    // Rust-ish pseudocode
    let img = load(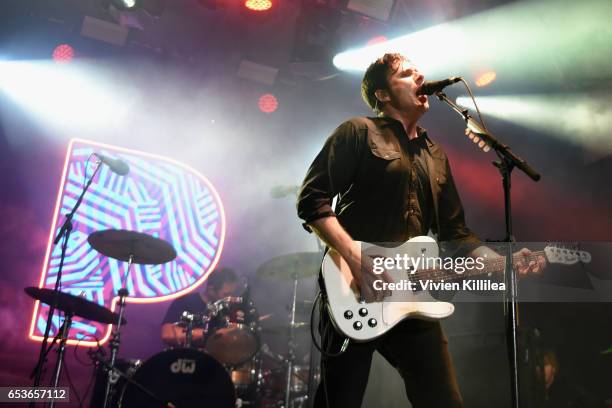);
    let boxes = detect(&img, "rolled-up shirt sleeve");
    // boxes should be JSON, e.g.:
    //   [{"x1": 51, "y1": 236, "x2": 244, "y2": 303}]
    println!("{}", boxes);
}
[{"x1": 296, "y1": 120, "x2": 361, "y2": 232}]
